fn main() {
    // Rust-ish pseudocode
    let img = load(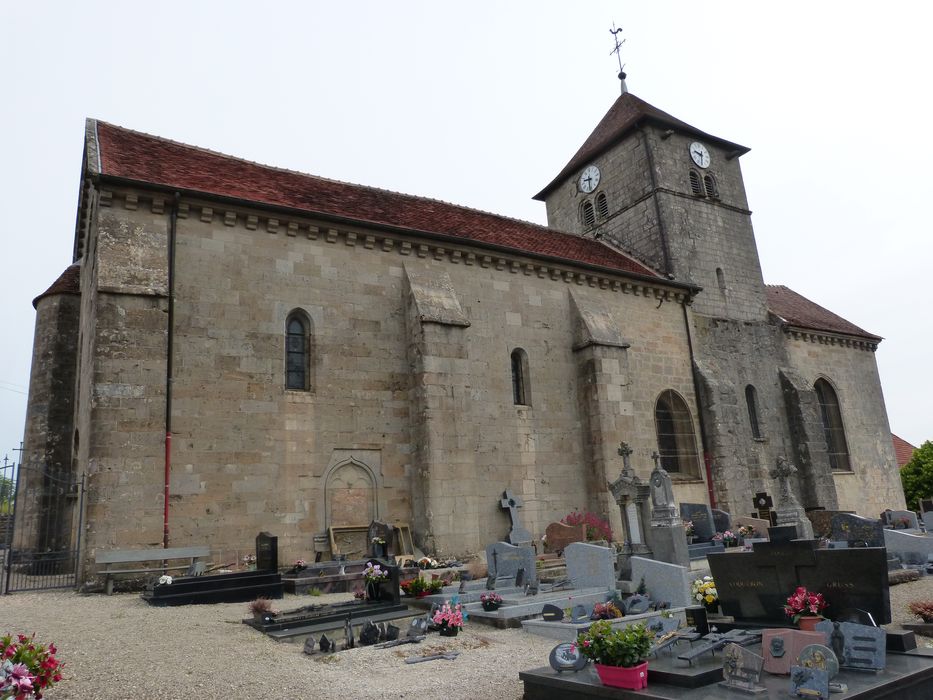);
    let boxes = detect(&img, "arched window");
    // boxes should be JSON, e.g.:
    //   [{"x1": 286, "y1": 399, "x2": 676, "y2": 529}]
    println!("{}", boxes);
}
[
  {"x1": 286, "y1": 311, "x2": 311, "y2": 390},
  {"x1": 510, "y1": 348, "x2": 530, "y2": 406},
  {"x1": 595, "y1": 192, "x2": 609, "y2": 220},
  {"x1": 814, "y1": 378, "x2": 850, "y2": 471},
  {"x1": 745, "y1": 385, "x2": 762, "y2": 439},
  {"x1": 703, "y1": 174, "x2": 719, "y2": 199},
  {"x1": 580, "y1": 200, "x2": 596, "y2": 227},
  {"x1": 654, "y1": 389, "x2": 700, "y2": 475},
  {"x1": 689, "y1": 170, "x2": 703, "y2": 196}
]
